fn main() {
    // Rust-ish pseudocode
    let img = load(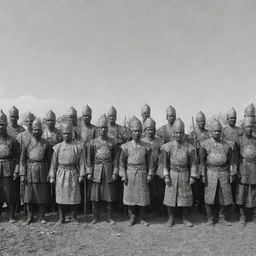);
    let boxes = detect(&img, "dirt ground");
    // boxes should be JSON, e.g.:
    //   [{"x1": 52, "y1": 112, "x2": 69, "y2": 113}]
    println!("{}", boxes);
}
[{"x1": 0, "y1": 208, "x2": 255, "y2": 256}]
